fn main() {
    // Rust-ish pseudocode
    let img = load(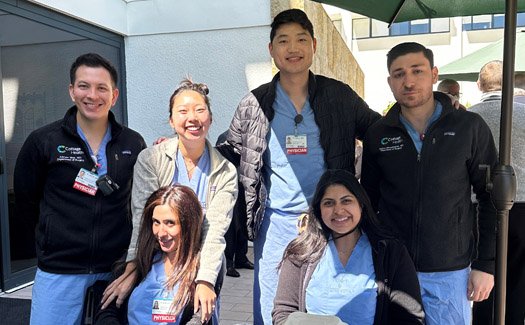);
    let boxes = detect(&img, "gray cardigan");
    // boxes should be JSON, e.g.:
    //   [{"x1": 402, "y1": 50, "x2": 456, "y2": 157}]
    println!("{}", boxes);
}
[
  {"x1": 470, "y1": 94, "x2": 525, "y2": 201},
  {"x1": 127, "y1": 137, "x2": 238, "y2": 285}
]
